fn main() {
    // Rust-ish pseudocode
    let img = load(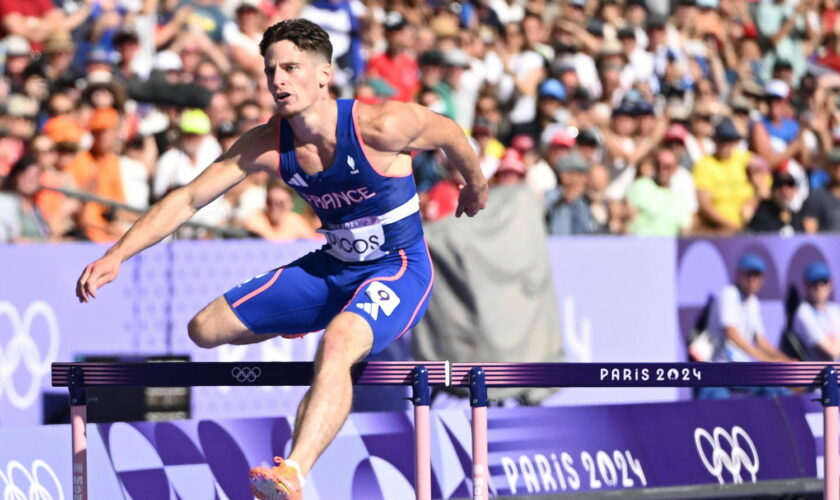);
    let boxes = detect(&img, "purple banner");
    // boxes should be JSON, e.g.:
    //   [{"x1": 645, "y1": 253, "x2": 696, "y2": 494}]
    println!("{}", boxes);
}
[
  {"x1": 677, "y1": 236, "x2": 840, "y2": 350},
  {"x1": 0, "y1": 396, "x2": 819, "y2": 499},
  {"x1": 545, "y1": 237, "x2": 681, "y2": 406}
]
